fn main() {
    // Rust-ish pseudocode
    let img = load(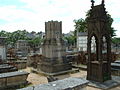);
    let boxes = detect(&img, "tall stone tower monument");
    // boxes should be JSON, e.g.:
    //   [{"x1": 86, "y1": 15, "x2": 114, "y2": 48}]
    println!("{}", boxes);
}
[
  {"x1": 87, "y1": 0, "x2": 111, "y2": 82},
  {"x1": 38, "y1": 21, "x2": 71, "y2": 73}
]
